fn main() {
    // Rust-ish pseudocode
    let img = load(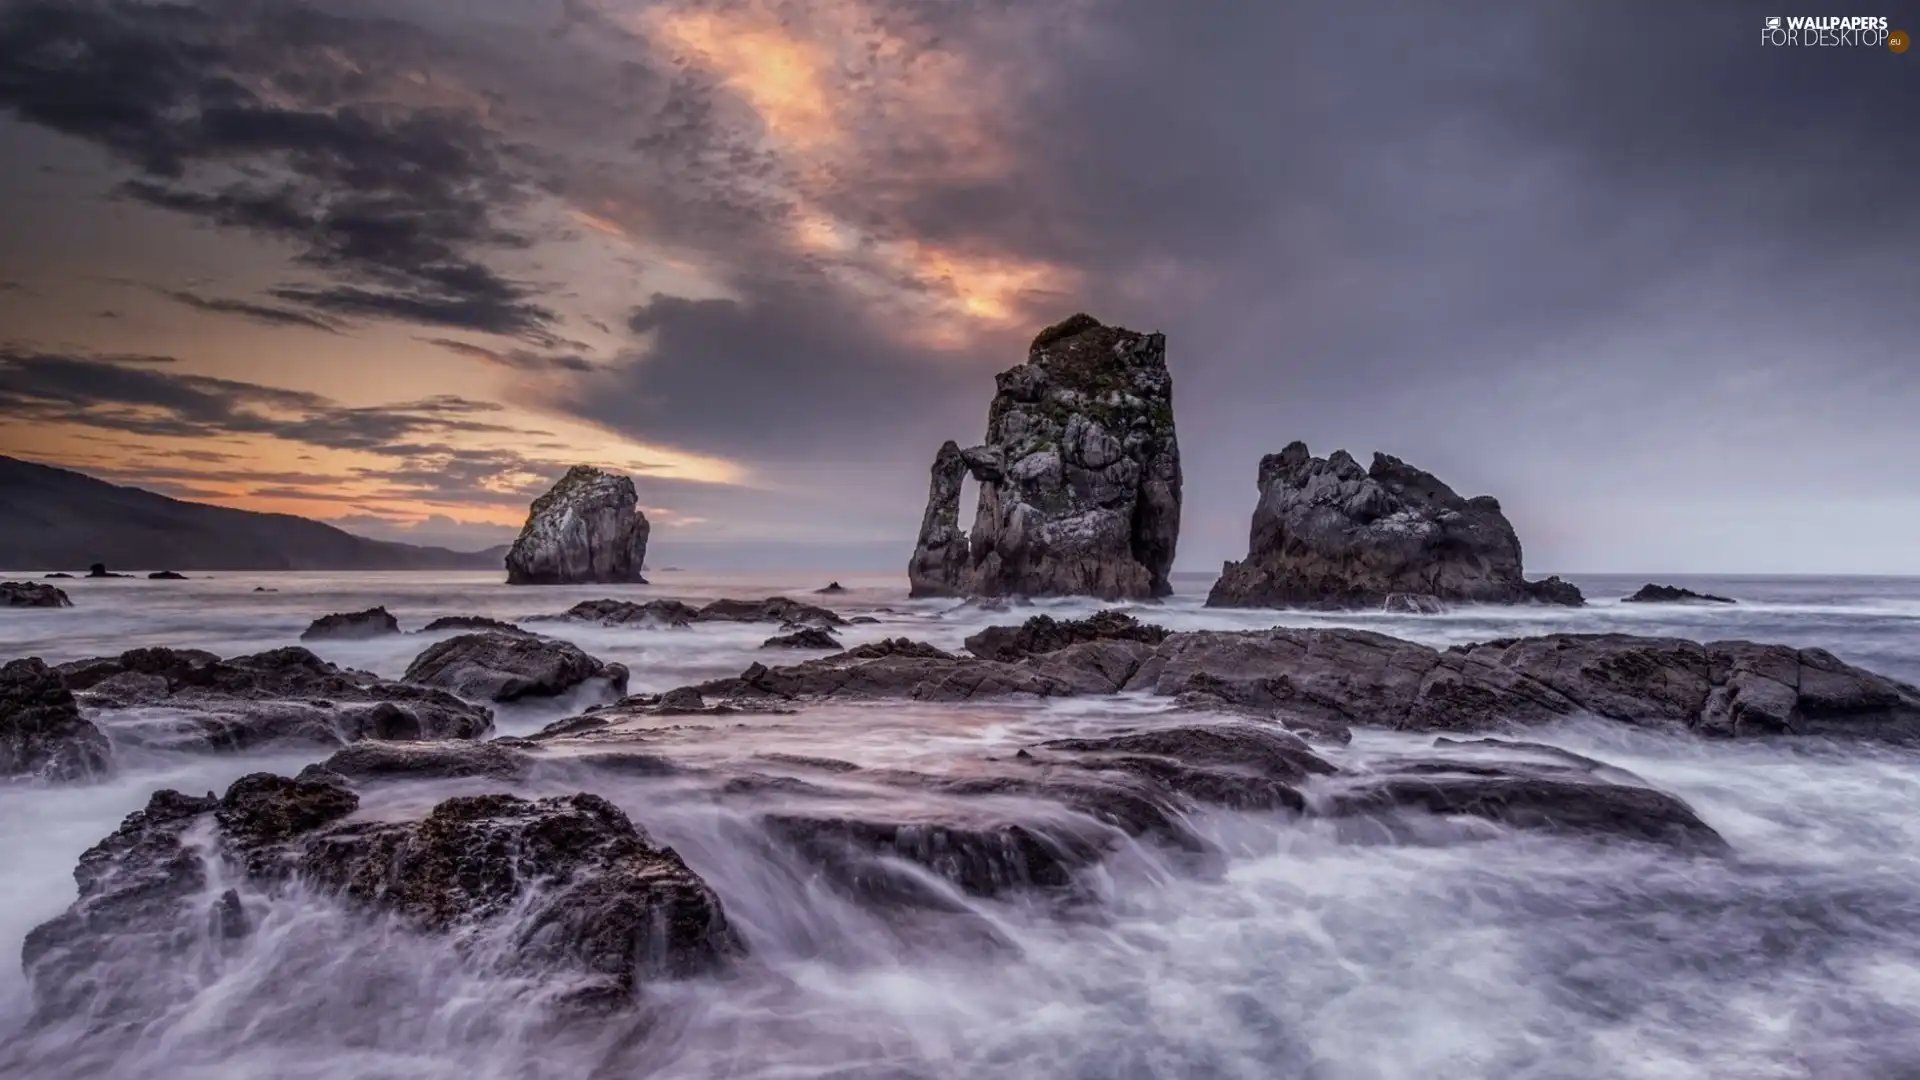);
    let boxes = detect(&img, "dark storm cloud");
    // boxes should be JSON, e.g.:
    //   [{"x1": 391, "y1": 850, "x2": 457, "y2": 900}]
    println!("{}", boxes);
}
[
  {"x1": 0, "y1": 0, "x2": 559, "y2": 341},
  {"x1": 162, "y1": 289, "x2": 343, "y2": 333}
]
